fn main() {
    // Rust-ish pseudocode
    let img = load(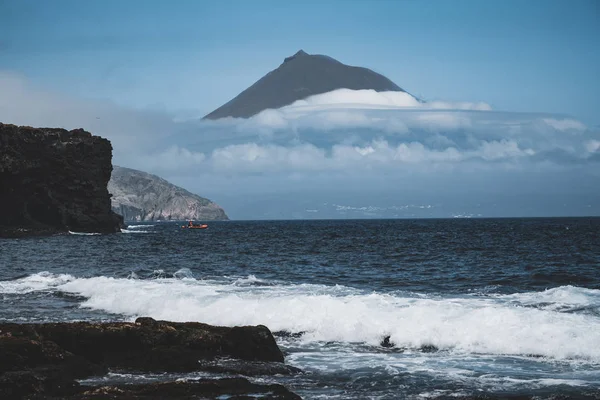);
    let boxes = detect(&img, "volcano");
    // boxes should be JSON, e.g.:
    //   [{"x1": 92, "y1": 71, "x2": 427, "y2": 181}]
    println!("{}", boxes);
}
[{"x1": 203, "y1": 50, "x2": 409, "y2": 119}]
